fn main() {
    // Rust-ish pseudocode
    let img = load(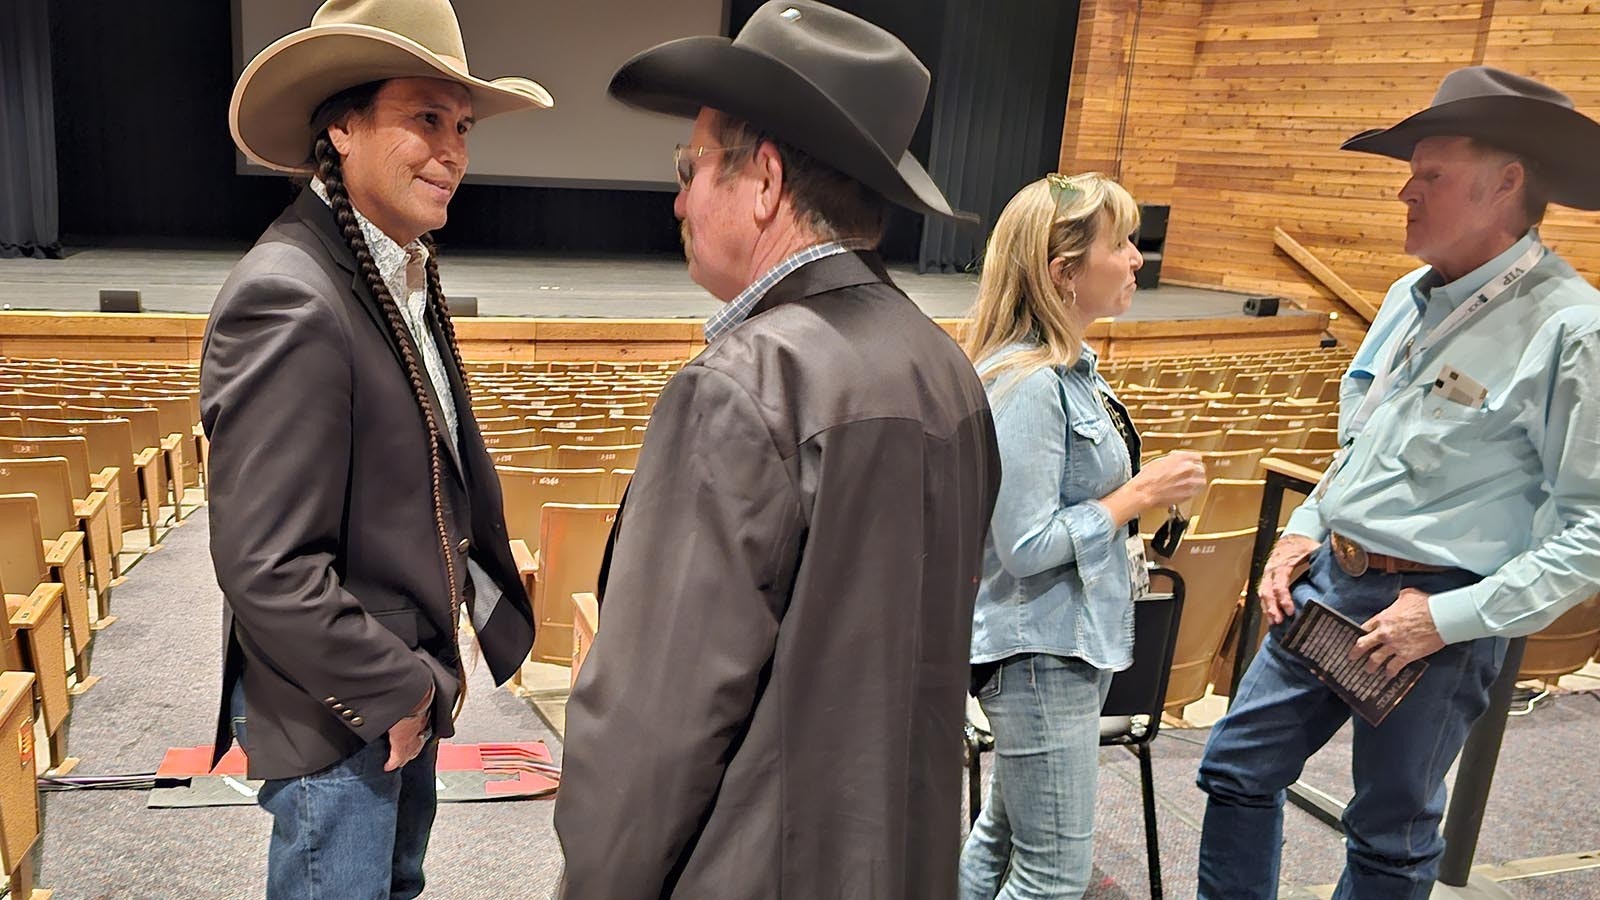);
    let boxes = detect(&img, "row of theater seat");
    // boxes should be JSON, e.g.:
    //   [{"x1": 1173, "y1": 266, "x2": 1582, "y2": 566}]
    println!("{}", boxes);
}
[
  {"x1": 0, "y1": 357, "x2": 207, "y2": 896},
  {"x1": 461, "y1": 362, "x2": 674, "y2": 685}
]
